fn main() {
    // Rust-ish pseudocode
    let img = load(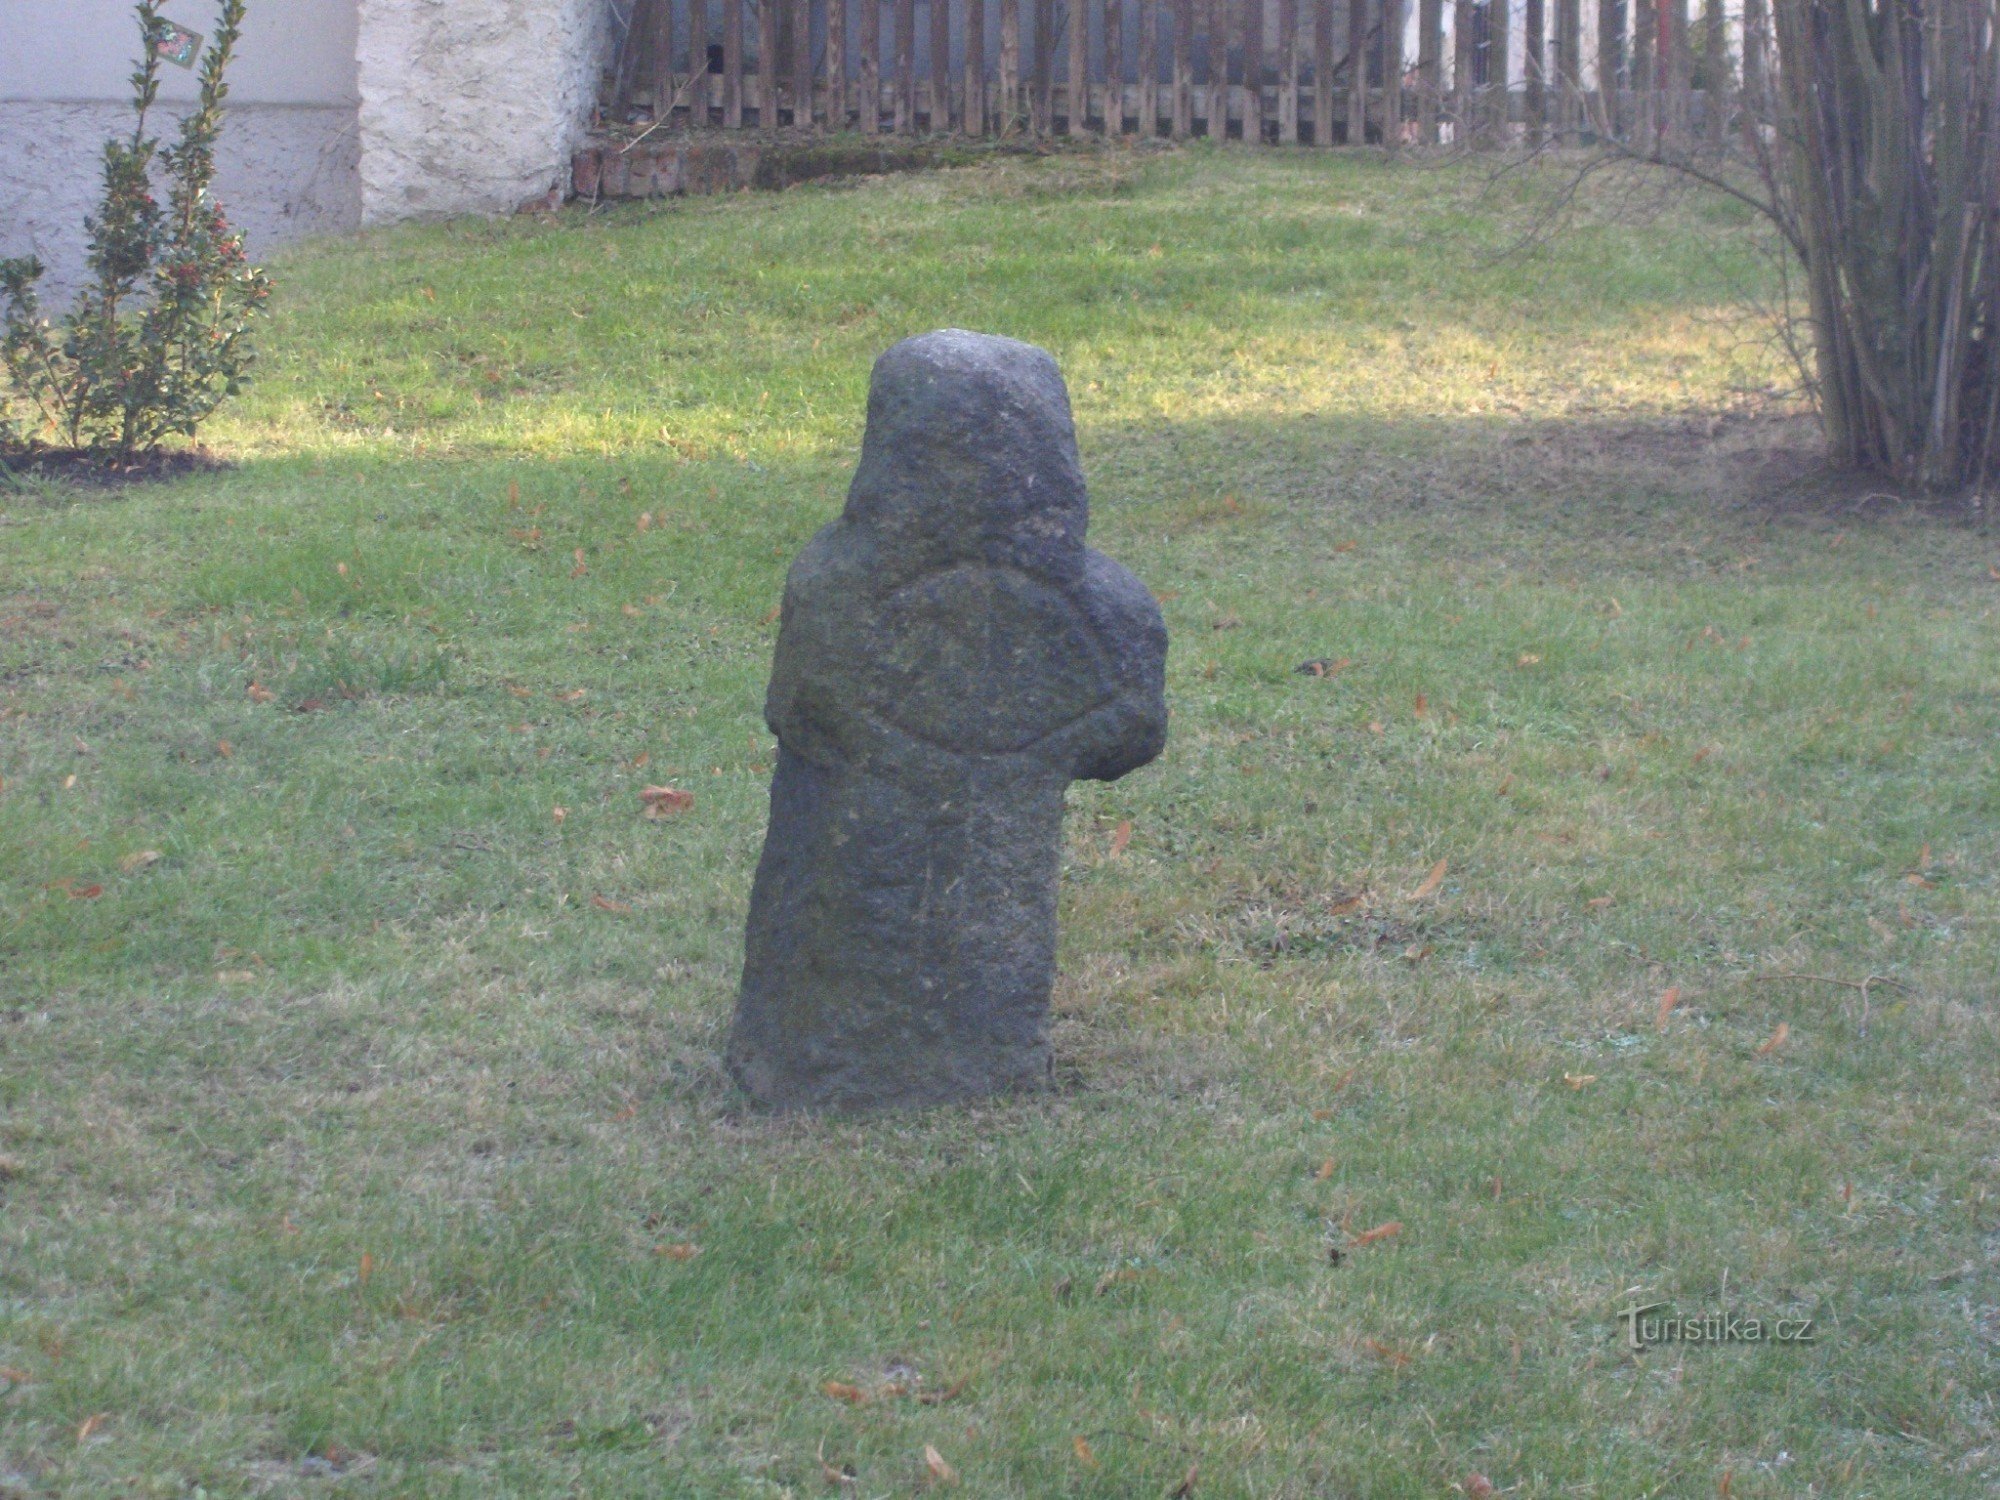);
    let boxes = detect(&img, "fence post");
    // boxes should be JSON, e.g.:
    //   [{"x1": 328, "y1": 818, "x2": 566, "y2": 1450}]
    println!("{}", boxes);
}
[
  {"x1": 1067, "y1": 0, "x2": 1088, "y2": 129},
  {"x1": 1204, "y1": 0, "x2": 1224, "y2": 134},
  {"x1": 1232, "y1": 0, "x2": 1248, "y2": 141},
  {"x1": 967, "y1": 0, "x2": 987, "y2": 130},
  {"x1": 1348, "y1": 0, "x2": 1368, "y2": 144},
  {"x1": 858, "y1": 0, "x2": 880, "y2": 129},
  {"x1": 1451, "y1": 0, "x2": 1471, "y2": 142},
  {"x1": 1665, "y1": 0, "x2": 1688, "y2": 148},
  {"x1": 892, "y1": 0, "x2": 912, "y2": 129},
  {"x1": 1143, "y1": 0, "x2": 1163, "y2": 133},
  {"x1": 1276, "y1": 0, "x2": 1297, "y2": 139},
  {"x1": 1381, "y1": 0, "x2": 1402, "y2": 146},
  {"x1": 760, "y1": 0, "x2": 780, "y2": 122},
  {"x1": 1701, "y1": 0, "x2": 1723, "y2": 149},
  {"x1": 824, "y1": 0, "x2": 845, "y2": 126},
  {"x1": 1107, "y1": 0, "x2": 1126, "y2": 129},
  {"x1": 724, "y1": 0, "x2": 743, "y2": 125},
  {"x1": 1523, "y1": 0, "x2": 1544, "y2": 143},
  {"x1": 1416, "y1": 0, "x2": 1439, "y2": 141},
  {"x1": 1739, "y1": 0, "x2": 1766, "y2": 151},
  {"x1": 1032, "y1": 0, "x2": 1053, "y2": 131},
  {"x1": 1168, "y1": 0, "x2": 1188, "y2": 136},
  {"x1": 646, "y1": 0, "x2": 674, "y2": 122},
  {"x1": 1556, "y1": 0, "x2": 1580, "y2": 144},
  {"x1": 1145, "y1": 0, "x2": 1165, "y2": 134}
]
